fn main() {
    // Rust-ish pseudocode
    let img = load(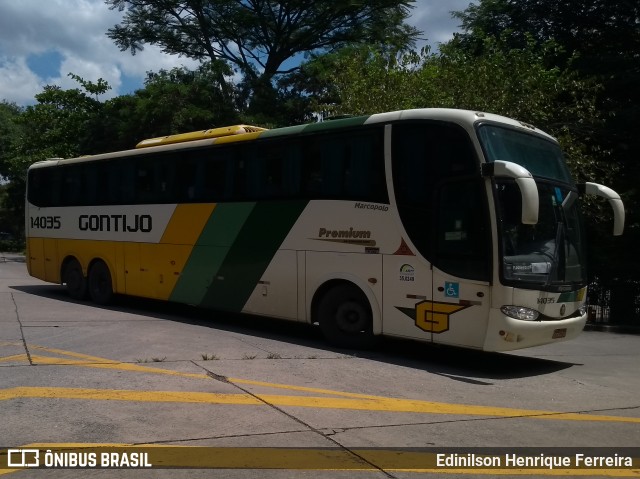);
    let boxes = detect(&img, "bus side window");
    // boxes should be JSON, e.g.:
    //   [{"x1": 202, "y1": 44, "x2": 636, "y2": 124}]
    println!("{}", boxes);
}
[
  {"x1": 343, "y1": 132, "x2": 385, "y2": 201},
  {"x1": 155, "y1": 155, "x2": 175, "y2": 203},
  {"x1": 319, "y1": 137, "x2": 343, "y2": 197},
  {"x1": 239, "y1": 141, "x2": 301, "y2": 200},
  {"x1": 282, "y1": 142, "x2": 302, "y2": 197},
  {"x1": 393, "y1": 121, "x2": 481, "y2": 270},
  {"x1": 175, "y1": 155, "x2": 198, "y2": 202},
  {"x1": 435, "y1": 179, "x2": 490, "y2": 281},
  {"x1": 120, "y1": 160, "x2": 136, "y2": 205},
  {"x1": 302, "y1": 139, "x2": 322, "y2": 197},
  {"x1": 202, "y1": 154, "x2": 228, "y2": 201},
  {"x1": 135, "y1": 159, "x2": 155, "y2": 203},
  {"x1": 28, "y1": 169, "x2": 57, "y2": 207},
  {"x1": 307, "y1": 127, "x2": 387, "y2": 202},
  {"x1": 244, "y1": 145, "x2": 272, "y2": 199},
  {"x1": 60, "y1": 165, "x2": 82, "y2": 206},
  {"x1": 392, "y1": 124, "x2": 433, "y2": 260}
]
